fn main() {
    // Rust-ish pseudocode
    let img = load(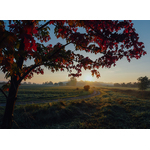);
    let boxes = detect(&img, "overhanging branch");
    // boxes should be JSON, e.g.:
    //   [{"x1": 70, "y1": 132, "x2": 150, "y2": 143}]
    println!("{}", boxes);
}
[
  {"x1": 50, "y1": 42, "x2": 72, "y2": 57},
  {"x1": 87, "y1": 24, "x2": 107, "y2": 41},
  {"x1": 18, "y1": 42, "x2": 72, "y2": 83},
  {"x1": 18, "y1": 64, "x2": 40, "y2": 84}
]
